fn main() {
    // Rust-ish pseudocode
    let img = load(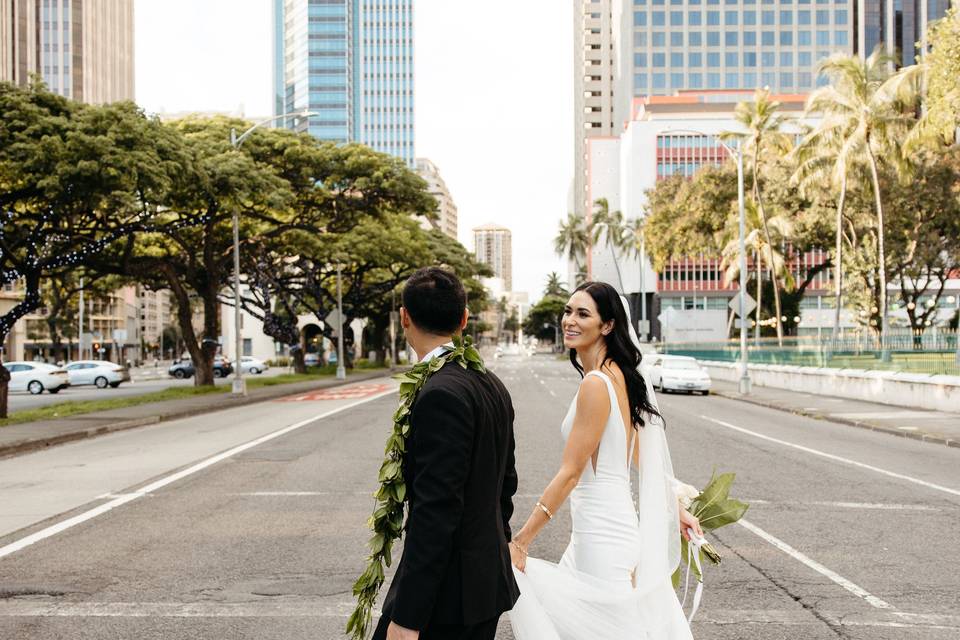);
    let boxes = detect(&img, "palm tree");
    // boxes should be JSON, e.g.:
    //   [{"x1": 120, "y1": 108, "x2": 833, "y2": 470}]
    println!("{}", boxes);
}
[
  {"x1": 792, "y1": 116, "x2": 858, "y2": 340},
  {"x1": 722, "y1": 88, "x2": 792, "y2": 345},
  {"x1": 544, "y1": 272, "x2": 568, "y2": 298},
  {"x1": 624, "y1": 217, "x2": 649, "y2": 338},
  {"x1": 809, "y1": 48, "x2": 917, "y2": 348},
  {"x1": 555, "y1": 212, "x2": 588, "y2": 282},
  {"x1": 589, "y1": 198, "x2": 628, "y2": 292},
  {"x1": 720, "y1": 201, "x2": 795, "y2": 337}
]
